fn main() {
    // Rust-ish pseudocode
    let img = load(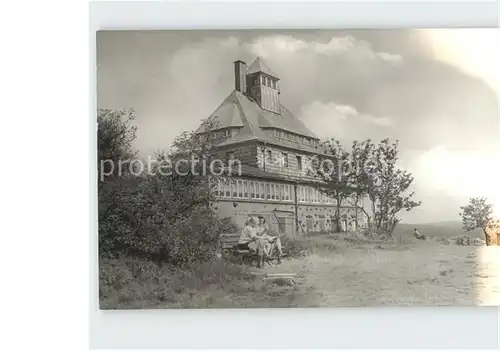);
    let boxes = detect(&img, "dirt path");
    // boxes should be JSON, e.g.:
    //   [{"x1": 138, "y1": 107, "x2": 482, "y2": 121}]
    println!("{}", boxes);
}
[{"x1": 259, "y1": 243, "x2": 500, "y2": 306}]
